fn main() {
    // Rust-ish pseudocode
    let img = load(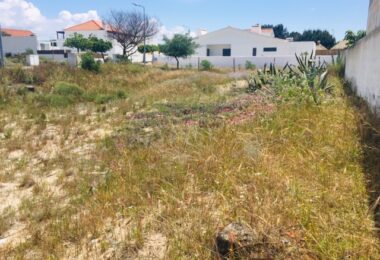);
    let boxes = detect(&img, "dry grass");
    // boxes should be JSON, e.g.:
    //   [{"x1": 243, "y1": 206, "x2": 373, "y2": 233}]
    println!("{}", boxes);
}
[{"x1": 0, "y1": 63, "x2": 379, "y2": 259}]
